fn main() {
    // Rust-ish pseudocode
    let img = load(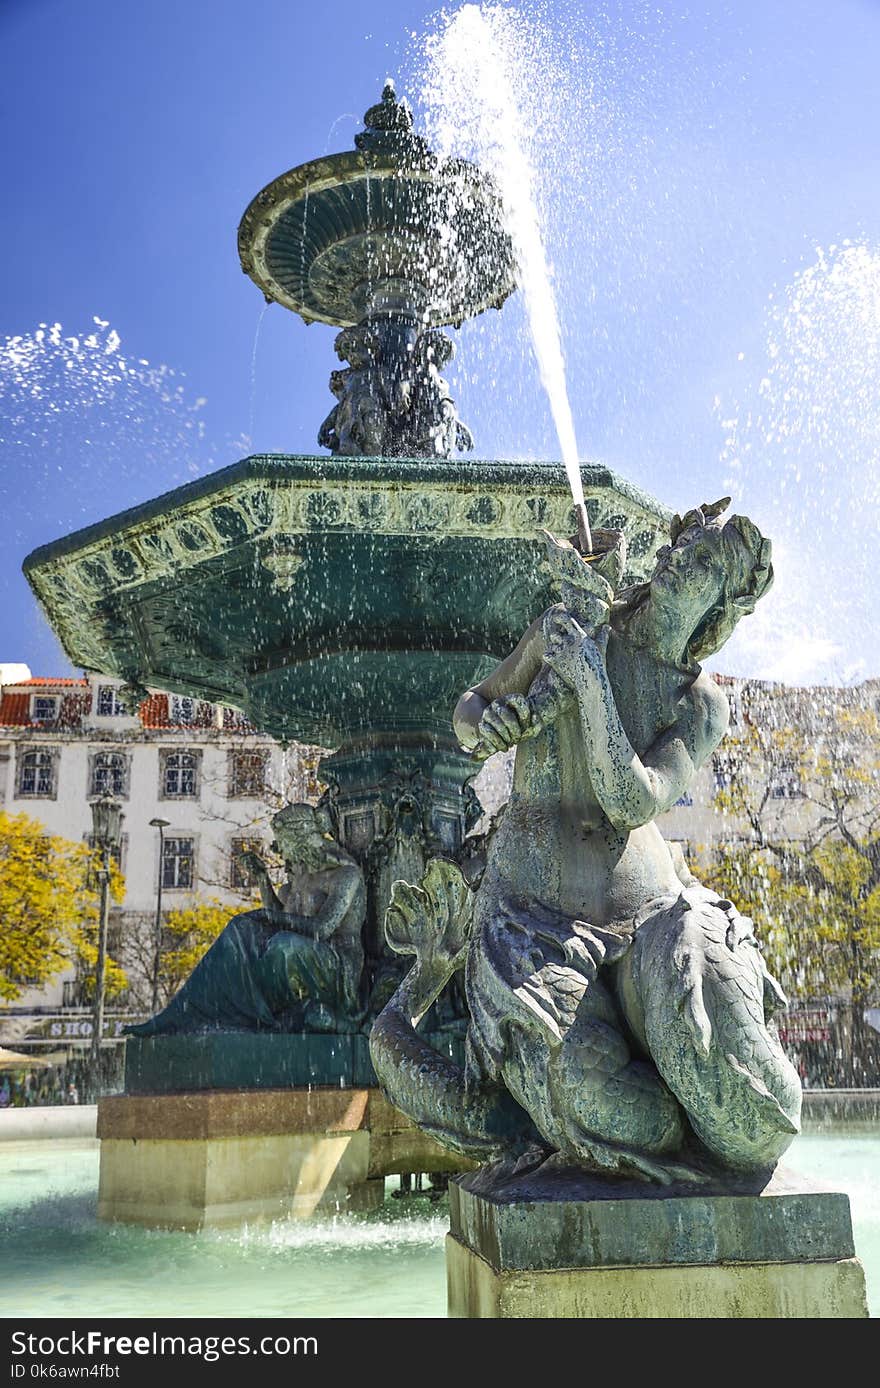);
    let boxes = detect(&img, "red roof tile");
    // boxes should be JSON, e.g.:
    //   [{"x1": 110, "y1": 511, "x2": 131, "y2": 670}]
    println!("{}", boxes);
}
[
  {"x1": 1, "y1": 677, "x2": 246, "y2": 734},
  {"x1": 137, "y1": 694, "x2": 218, "y2": 729},
  {"x1": 0, "y1": 693, "x2": 30, "y2": 726},
  {"x1": 0, "y1": 686, "x2": 92, "y2": 729},
  {"x1": 17, "y1": 677, "x2": 89, "y2": 687},
  {"x1": 138, "y1": 693, "x2": 171, "y2": 729}
]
